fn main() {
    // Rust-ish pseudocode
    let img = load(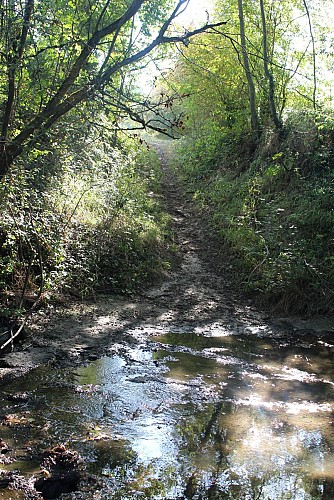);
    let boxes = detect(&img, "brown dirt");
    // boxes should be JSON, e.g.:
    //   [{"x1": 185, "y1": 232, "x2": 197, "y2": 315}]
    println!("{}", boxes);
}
[{"x1": 1, "y1": 139, "x2": 333, "y2": 384}]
